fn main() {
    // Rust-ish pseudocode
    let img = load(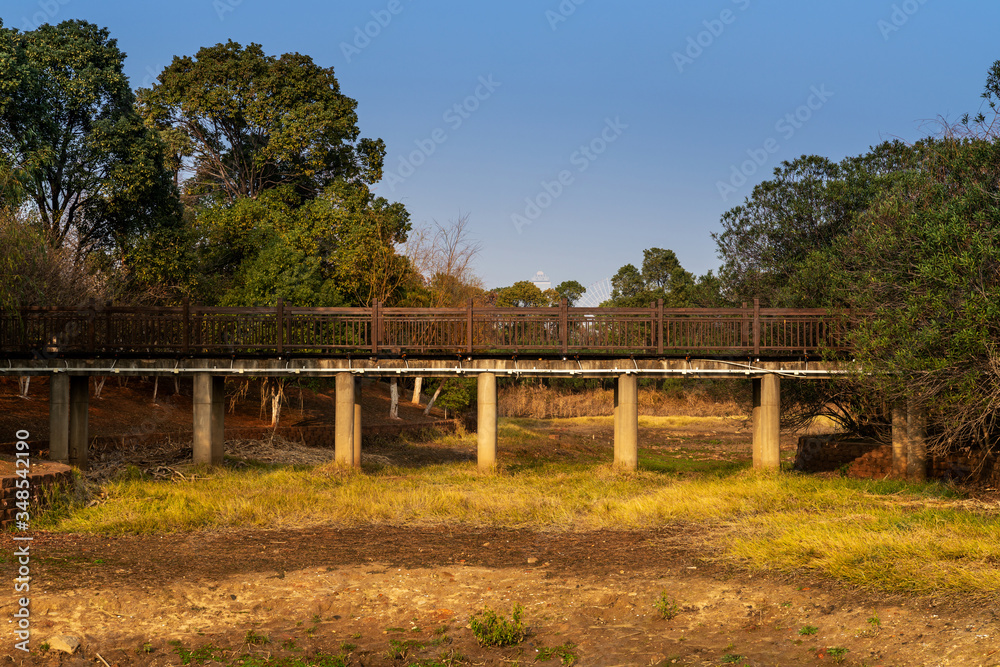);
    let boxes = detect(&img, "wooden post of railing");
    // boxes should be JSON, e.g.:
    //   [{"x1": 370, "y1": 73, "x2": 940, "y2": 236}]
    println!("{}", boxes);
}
[
  {"x1": 656, "y1": 298, "x2": 664, "y2": 356},
  {"x1": 182, "y1": 297, "x2": 190, "y2": 355},
  {"x1": 371, "y1": 300, "x2": 380, "y2": 354},
  {"x1": 560, "y1": 298, "x2": 569, "y2": 355},
  {"x1": 87, "y1": 298, "x2": 95, "y2": 353},
  {"x1": 466, "y1": 299, "x2": 474, "y2": 355},
  {"x1": 742, "y1": 302, "x2": 748, "y2": 349},
  {"x1": 753, "y1": 298, "x2": 761, "y2": 356},
  {"x1": 104, "y1": 301, "x2": 112, "y2": 351},
  {"x1": 276, "y1": 298, "x2": 284, "y2": 355}
]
